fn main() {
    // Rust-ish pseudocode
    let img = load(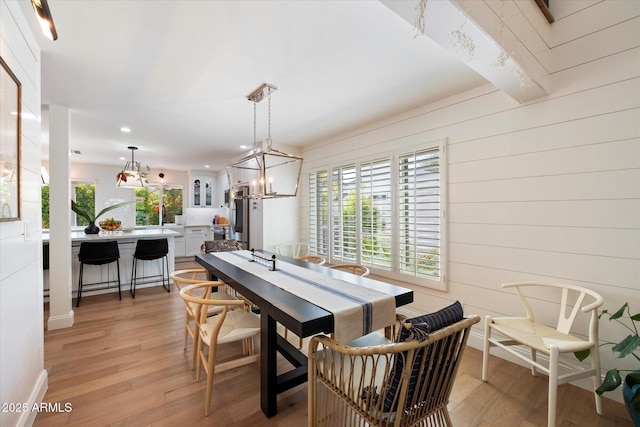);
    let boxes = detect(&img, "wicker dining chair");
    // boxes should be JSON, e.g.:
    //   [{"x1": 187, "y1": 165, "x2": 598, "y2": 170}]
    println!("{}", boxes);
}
[
  {"x1": 330, "y1": 263, "x2": 370, "y2": 277},
  {"x1": 275, "y1": 242, "x2": 309, "y2": 258},
  {"x1": 179, "y1": 282, "x2": 261, "y2": 417},
  {"x1": 295, "y1": 254, "x2": 327, "y2": 265},
  {"x1": 308, "y1": 301, "x2": 480, "y2": 427},
  {"x1": 170, "y1": 268, "x2": 239, "y2": 367}
]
